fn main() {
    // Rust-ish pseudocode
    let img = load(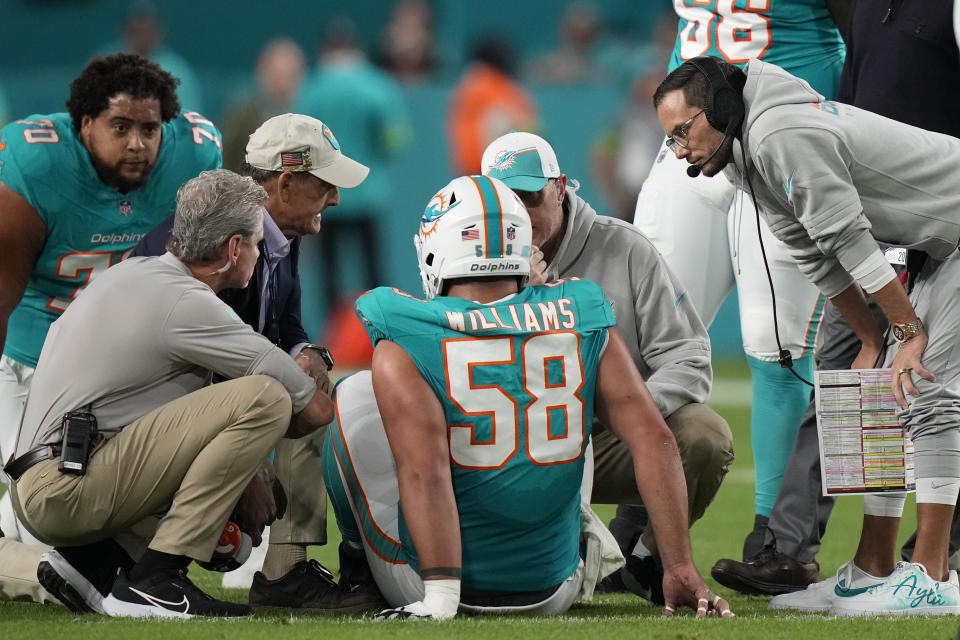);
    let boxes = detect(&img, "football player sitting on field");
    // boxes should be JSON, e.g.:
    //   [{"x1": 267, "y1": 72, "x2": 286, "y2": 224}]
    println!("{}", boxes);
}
[{"x1": 321, "y1": 174, "x2": 734, "y2": 620}]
